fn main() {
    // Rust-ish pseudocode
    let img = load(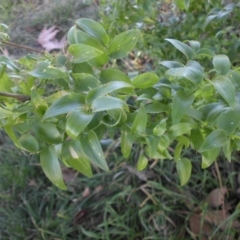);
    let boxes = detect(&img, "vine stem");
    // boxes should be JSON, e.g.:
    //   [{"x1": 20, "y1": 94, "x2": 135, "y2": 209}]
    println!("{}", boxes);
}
[
  {"x1": 1, "y1": 41, "x2": 44, "y2": 54},
  {"x1": 0, "y1": 91, "x2": 30, "y2": 102}
]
